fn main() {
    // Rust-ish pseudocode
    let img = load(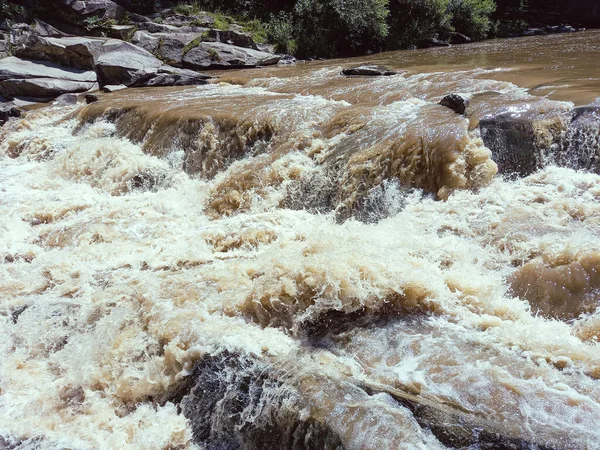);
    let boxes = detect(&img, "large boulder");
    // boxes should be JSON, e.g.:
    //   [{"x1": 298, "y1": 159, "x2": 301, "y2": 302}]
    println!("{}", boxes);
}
[
  {"x1": 182, "y1": 42, "x2": 280, "y2": 70},
  {"x1": 95, "y1": 39, "x2": 162, "y2": 86},
  {"x1": 479, "y1": 111, "x2": 566, "y2": 177},
  {"x1": 0, "y1": 56, "x2": 96, "y2": 100},
  {"x1": 35, "y1": 0, "x2": 125, "y2": 35},
  {"x1": 16, "y1": 35, "x2": 105, "y2": 70},
  {"x1": 134, "y1": 65, "x2": 213, "y2": 87}
]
